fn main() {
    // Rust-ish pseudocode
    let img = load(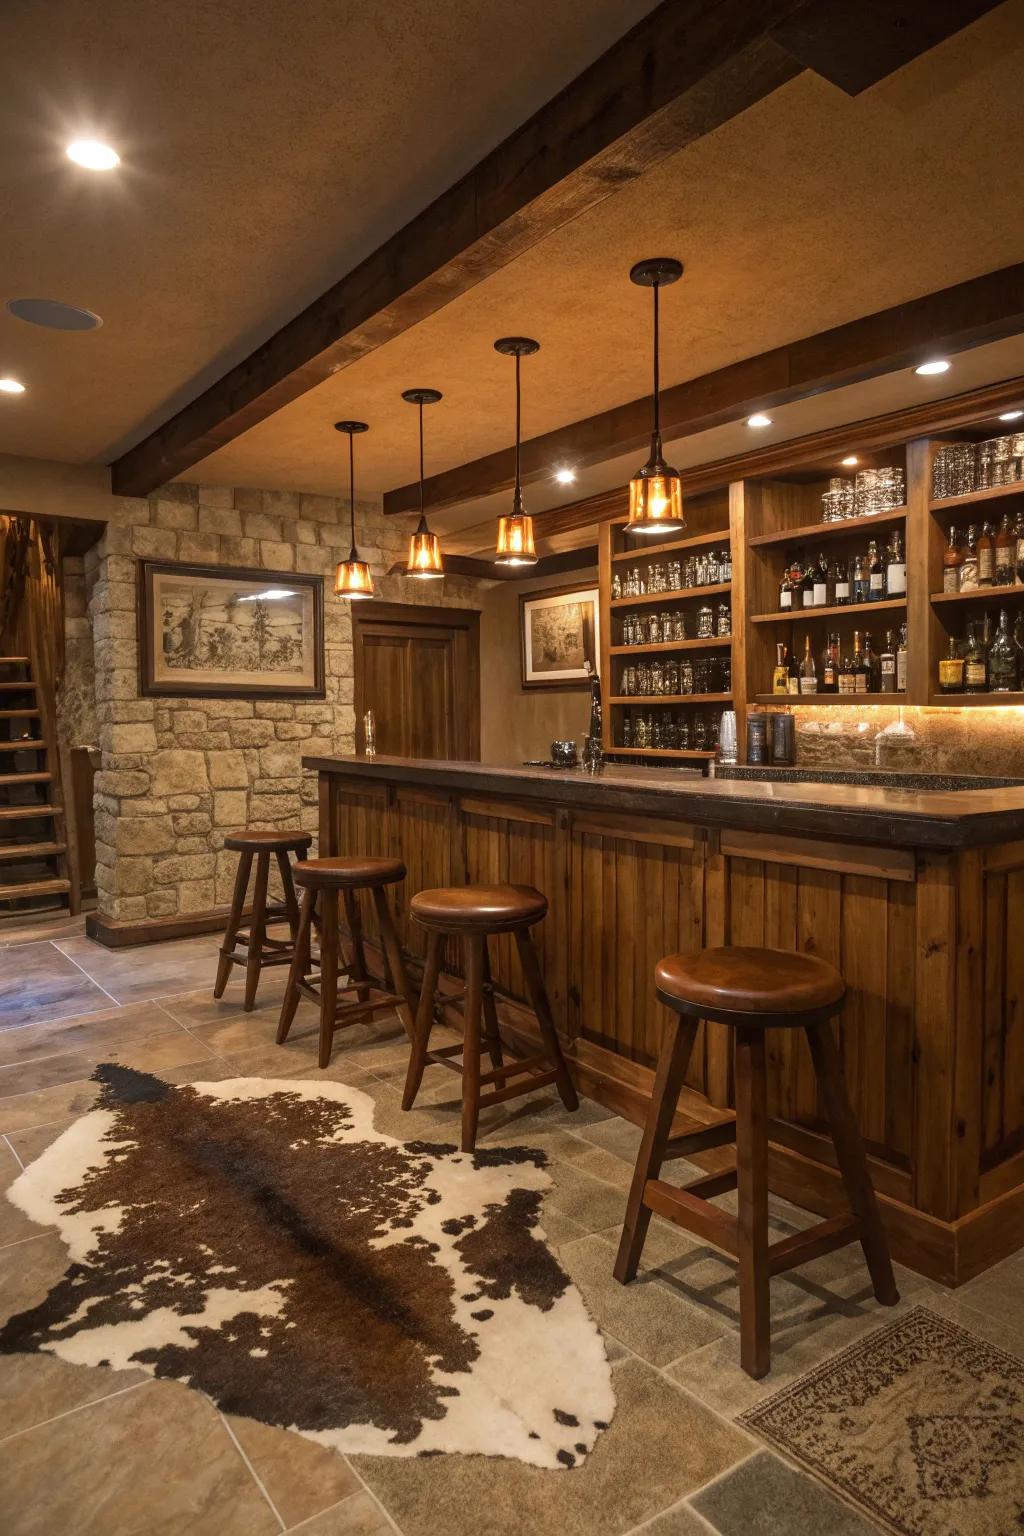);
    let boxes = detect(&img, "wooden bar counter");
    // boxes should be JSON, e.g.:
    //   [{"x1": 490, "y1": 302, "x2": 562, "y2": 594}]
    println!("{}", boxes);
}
[{"x1": 306, "y1": 753, "x2": 1024, "y2": 1285}]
